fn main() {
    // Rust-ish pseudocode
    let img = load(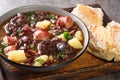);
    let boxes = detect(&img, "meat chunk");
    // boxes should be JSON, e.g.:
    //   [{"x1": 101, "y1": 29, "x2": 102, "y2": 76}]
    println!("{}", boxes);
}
[{"x1": 3, "y1": 36, "x2": 18, "y2": 45}]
